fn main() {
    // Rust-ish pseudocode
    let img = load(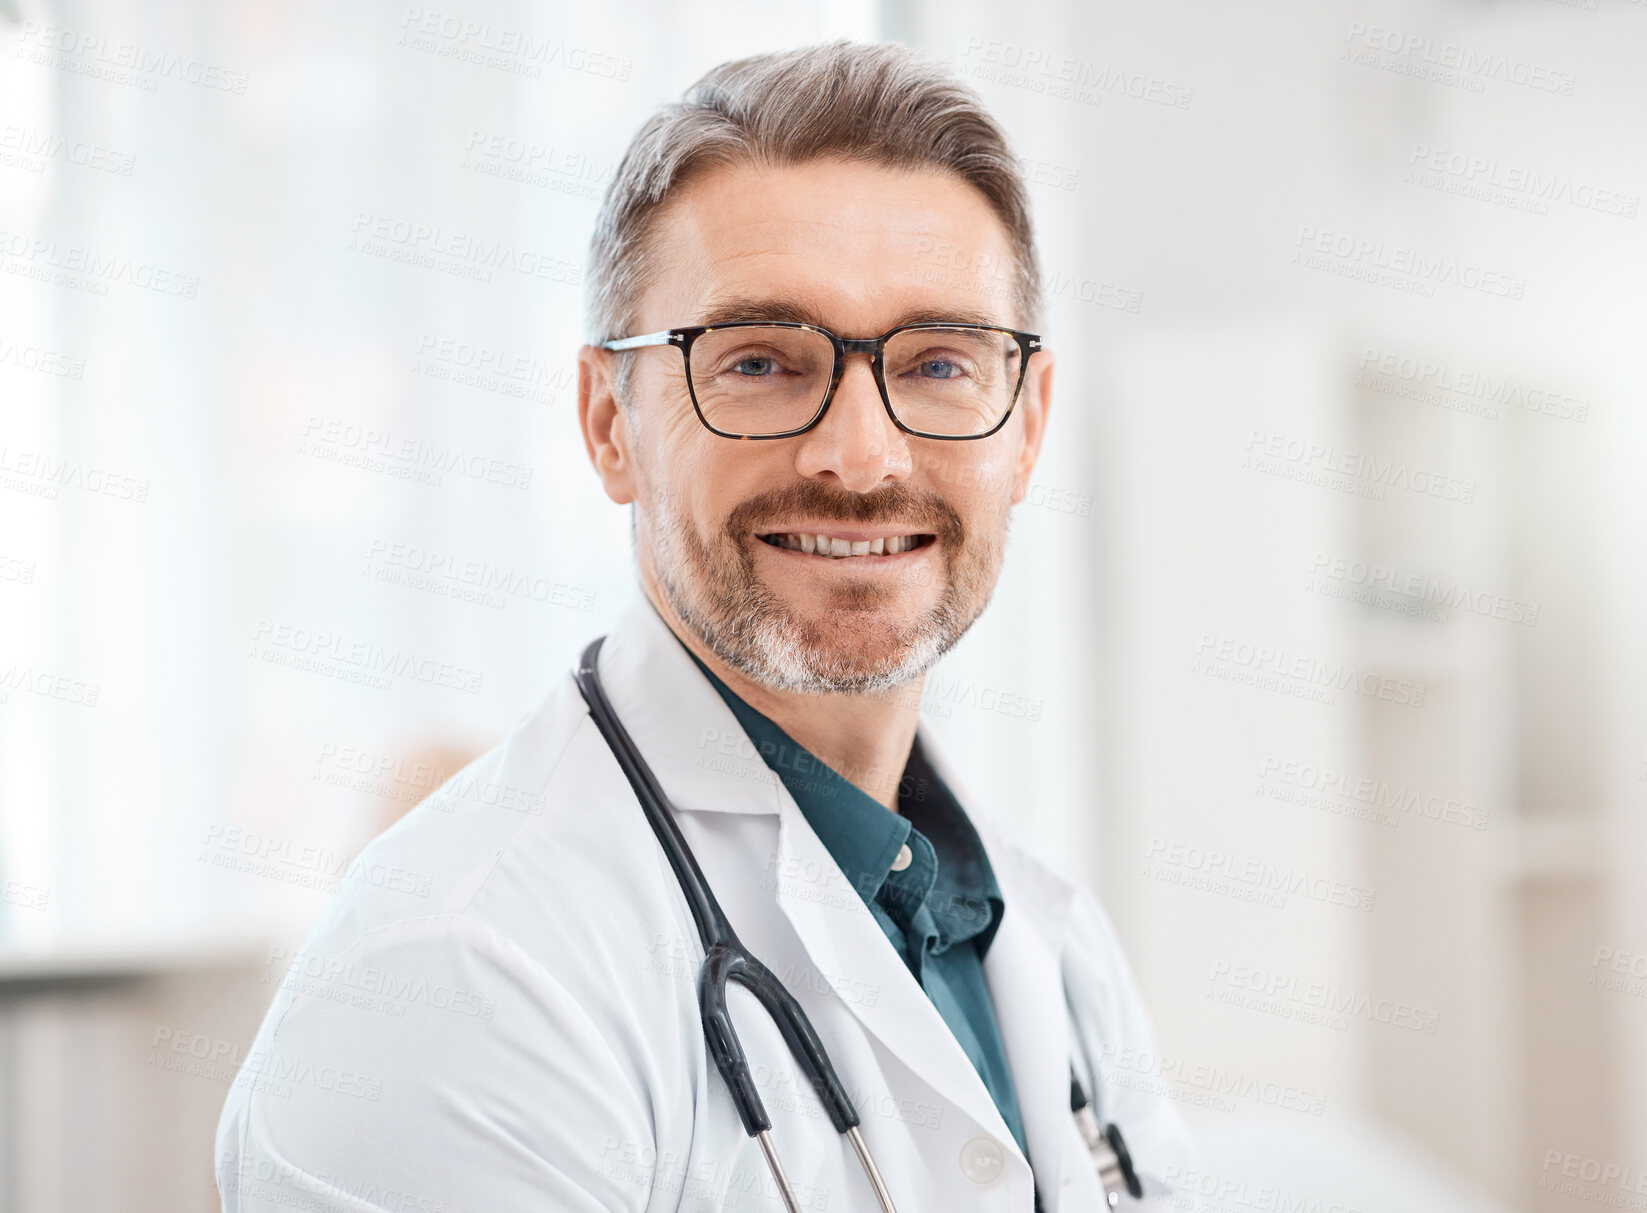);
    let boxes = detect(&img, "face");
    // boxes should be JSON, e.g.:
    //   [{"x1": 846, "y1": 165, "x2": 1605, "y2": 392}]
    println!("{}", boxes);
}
[{"x1": 579, "y1": 156, "x2": 1053, "y2": 695}]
